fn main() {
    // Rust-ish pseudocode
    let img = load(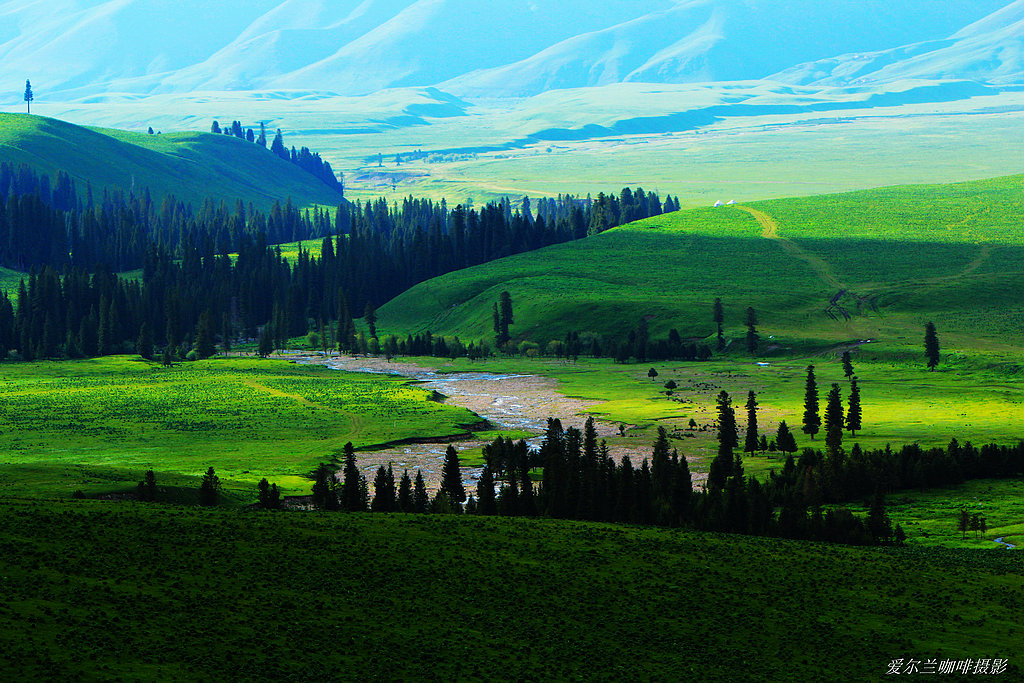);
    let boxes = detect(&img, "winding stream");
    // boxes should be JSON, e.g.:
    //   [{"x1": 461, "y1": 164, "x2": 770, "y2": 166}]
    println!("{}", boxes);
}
[{"x1": 290, "y1": 354, "x2": 638, "y2": 492}]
